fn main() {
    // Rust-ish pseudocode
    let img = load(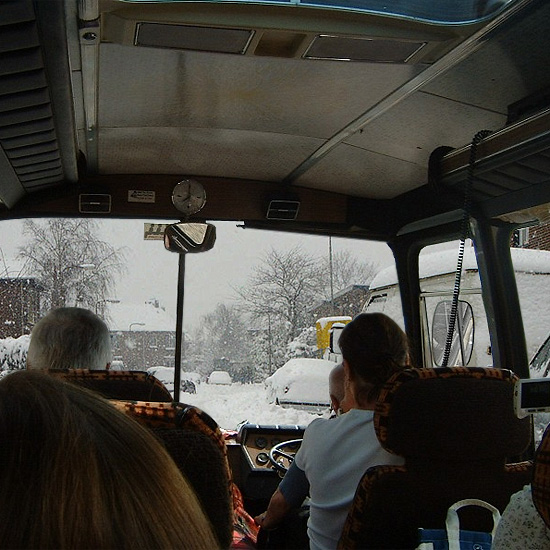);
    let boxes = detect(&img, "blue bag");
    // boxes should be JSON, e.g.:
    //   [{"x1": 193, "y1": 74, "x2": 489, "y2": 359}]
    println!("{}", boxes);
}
[{"x1": 417, "y1": 499, "x2": 501, "y2": 550}]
